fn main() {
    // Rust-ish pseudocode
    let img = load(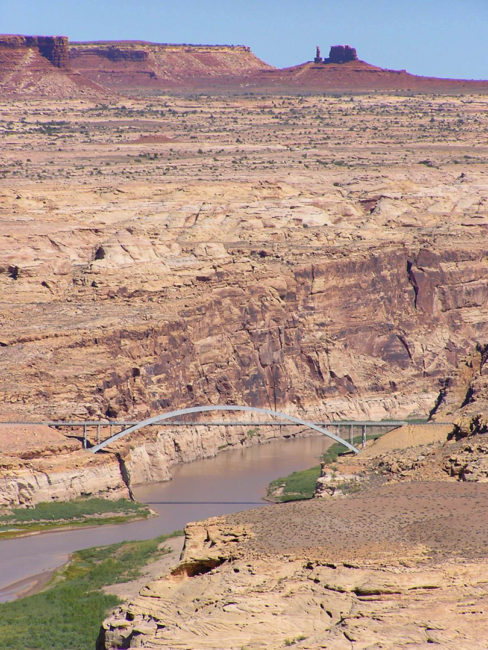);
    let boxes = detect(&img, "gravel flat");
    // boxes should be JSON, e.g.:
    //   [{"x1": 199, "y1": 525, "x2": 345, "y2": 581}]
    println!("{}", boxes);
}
[{"x1": 225, "y1": 481, "x2": 488, "y2": 562}]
